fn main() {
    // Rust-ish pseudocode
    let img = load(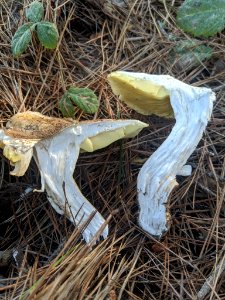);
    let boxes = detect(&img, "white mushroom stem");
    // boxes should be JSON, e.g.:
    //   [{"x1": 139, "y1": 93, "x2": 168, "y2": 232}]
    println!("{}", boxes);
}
[
  {"x1": 133, "y1": 73, "x2": 215, "y2": 238},
  {"x1": 33, "y1": 124, "x2": 108, "y2": 242},
  {"x1": 34, "y1": 138, "x2": 102, "y2": 243},
  {"x1": 0, "y1": 117, "x2": 147, "y2": 242},
  {"x1": 34, "y1": 120, "x2": 147, "y2": 242},
  {"x1": 108, "y1": 71, "x2": 215, "y2": 238},
  {"x1": 177, "y1": 165, "x2": 192, "y2": 177}
]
